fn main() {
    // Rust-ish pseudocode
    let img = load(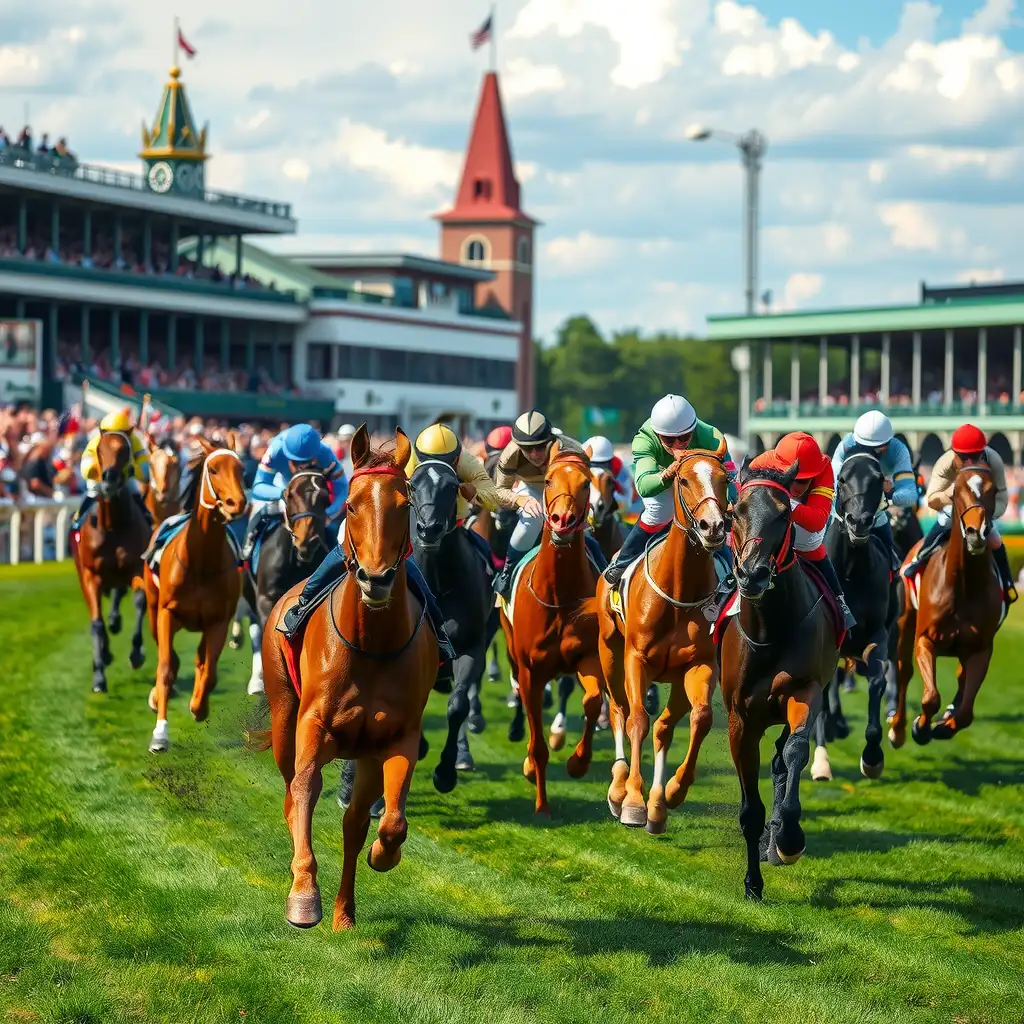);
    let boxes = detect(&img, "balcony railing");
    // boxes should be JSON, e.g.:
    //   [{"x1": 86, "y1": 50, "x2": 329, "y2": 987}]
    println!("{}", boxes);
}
[
  {"x1": 0, "y1": 146, "x2": 292, "y2": 220},
  {"x1": 752, "y1": 399, "x2": 1023, "y2": 418}
]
